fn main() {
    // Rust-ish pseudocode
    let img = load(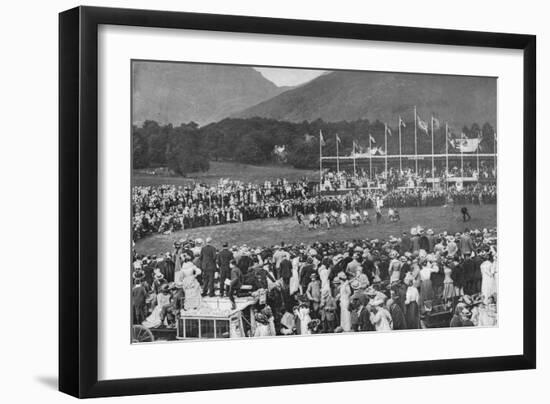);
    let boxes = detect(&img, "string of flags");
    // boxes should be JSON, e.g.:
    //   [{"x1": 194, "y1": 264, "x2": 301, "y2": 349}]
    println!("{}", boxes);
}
[{"x1": 313, "y1": 108, "x2": 494, "y2": 155}]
